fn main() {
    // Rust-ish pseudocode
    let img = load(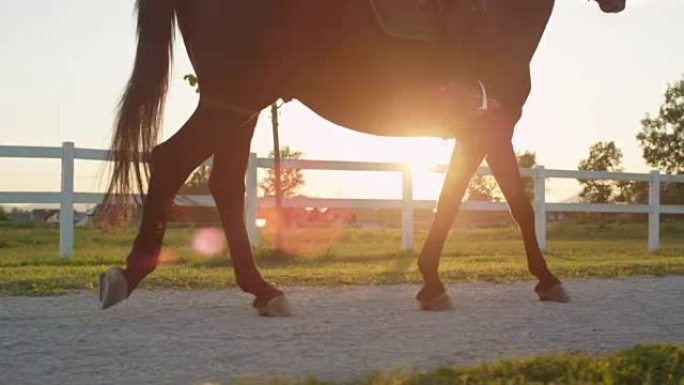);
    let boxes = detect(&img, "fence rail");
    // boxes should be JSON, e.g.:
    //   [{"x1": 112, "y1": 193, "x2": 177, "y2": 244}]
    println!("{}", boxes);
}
[{"x1": 2, "y1": 142, "x2": 683, "y2": 258}]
